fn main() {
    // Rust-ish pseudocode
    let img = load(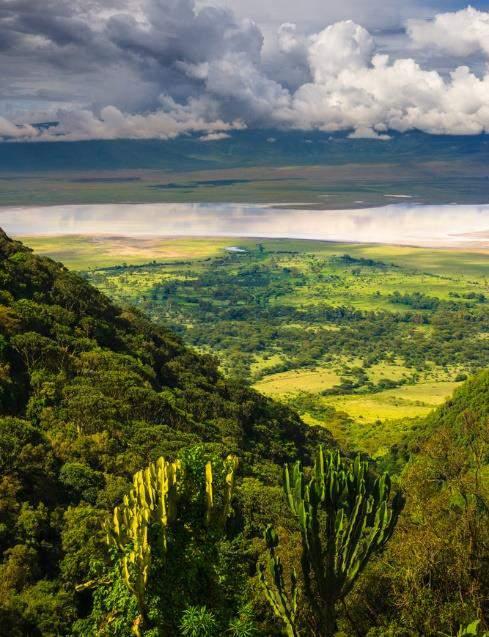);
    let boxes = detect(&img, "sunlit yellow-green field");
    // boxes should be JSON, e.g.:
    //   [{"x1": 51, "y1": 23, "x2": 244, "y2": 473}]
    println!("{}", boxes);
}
[
  {"x1": 323, "y1": 381, "x2": 459, "y2": 422},
  {"x1": 19, "y1": 235, "x2": 249, "y2": 270},
  {"x1": 19, "y1": 235, "x2": 489, "y2": 279},
  {"x1": 255, "y1": 367, "x2": 341, "y2": 396}
]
